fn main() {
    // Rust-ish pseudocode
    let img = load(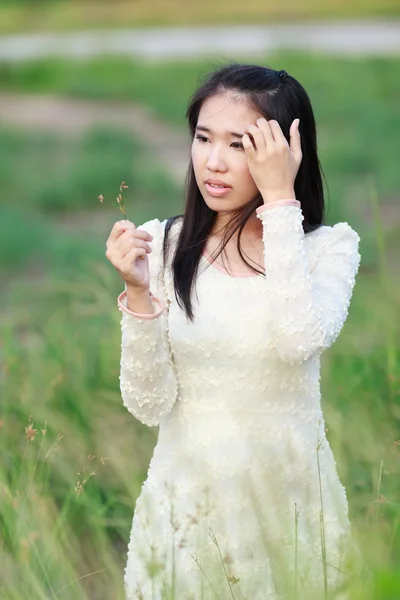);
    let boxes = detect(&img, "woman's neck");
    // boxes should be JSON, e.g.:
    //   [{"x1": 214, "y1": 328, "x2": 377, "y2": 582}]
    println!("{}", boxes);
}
[{"x1": 211, "y1": 213, "x2": 262, "y2": 243}]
